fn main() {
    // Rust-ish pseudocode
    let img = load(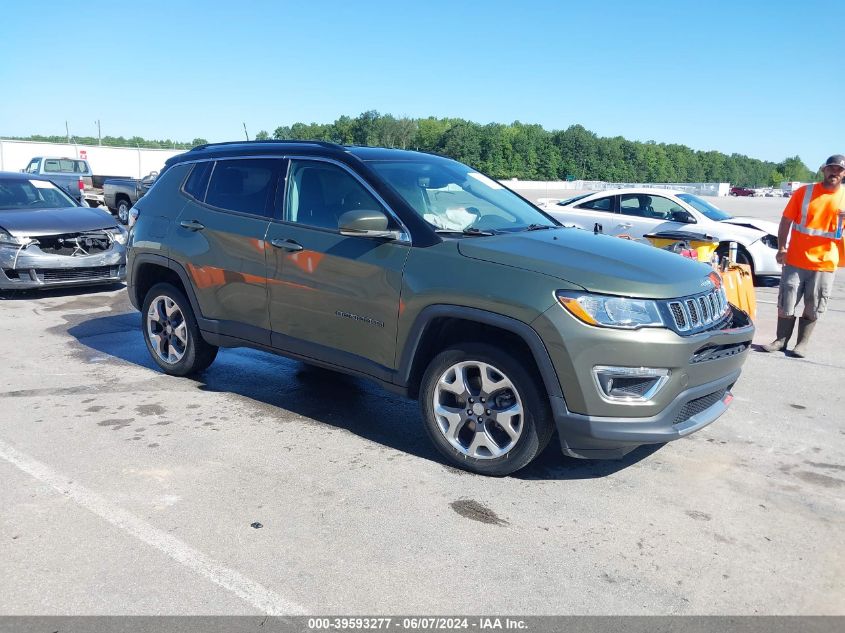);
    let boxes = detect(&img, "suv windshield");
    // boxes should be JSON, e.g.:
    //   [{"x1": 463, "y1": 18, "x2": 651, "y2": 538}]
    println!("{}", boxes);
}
[
  {"x1": 677, "y1": 193, "x2": 733, "y2": 221},
  {"x1": 0, "y1": 178, "x2": 77, "y2": 210},
  {"x1": 366, "y1": 156, "x2": 557, "y2": 233}
]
